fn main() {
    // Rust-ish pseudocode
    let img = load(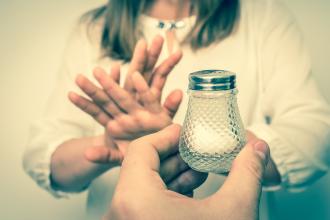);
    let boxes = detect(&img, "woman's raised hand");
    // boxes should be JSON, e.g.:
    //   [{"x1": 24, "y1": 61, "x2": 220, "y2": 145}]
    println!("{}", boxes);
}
[
  {"x1": 68, "y1": 35, "x2": 183, "y2": 164},
  {"x1": 124, "y1": 35, "x2": 182, "y2": 99}
]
